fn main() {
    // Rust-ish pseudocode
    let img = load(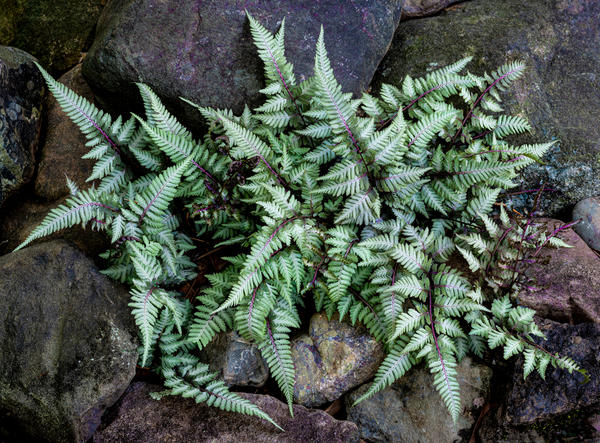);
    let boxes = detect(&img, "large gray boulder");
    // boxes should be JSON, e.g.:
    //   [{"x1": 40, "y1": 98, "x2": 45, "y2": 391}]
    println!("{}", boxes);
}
[
  {"x1": 373, "y1": 0, "x2": 600, "y2": 215},
  {"x1": 0, "y1": 46, "x2": 44, "y2": 208},
  {"x1": 345, "y1": 358, "x2": 492, "y2": 443},
  {"x1": 82, "y1": 0, "x2": 404, "y2": 130},
  {"x1": 93, "y1": 382, "x2": 360, "y2": 443},
  {"x1": 0, "y1": 241, "x2": 138, "y2": 442}
]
